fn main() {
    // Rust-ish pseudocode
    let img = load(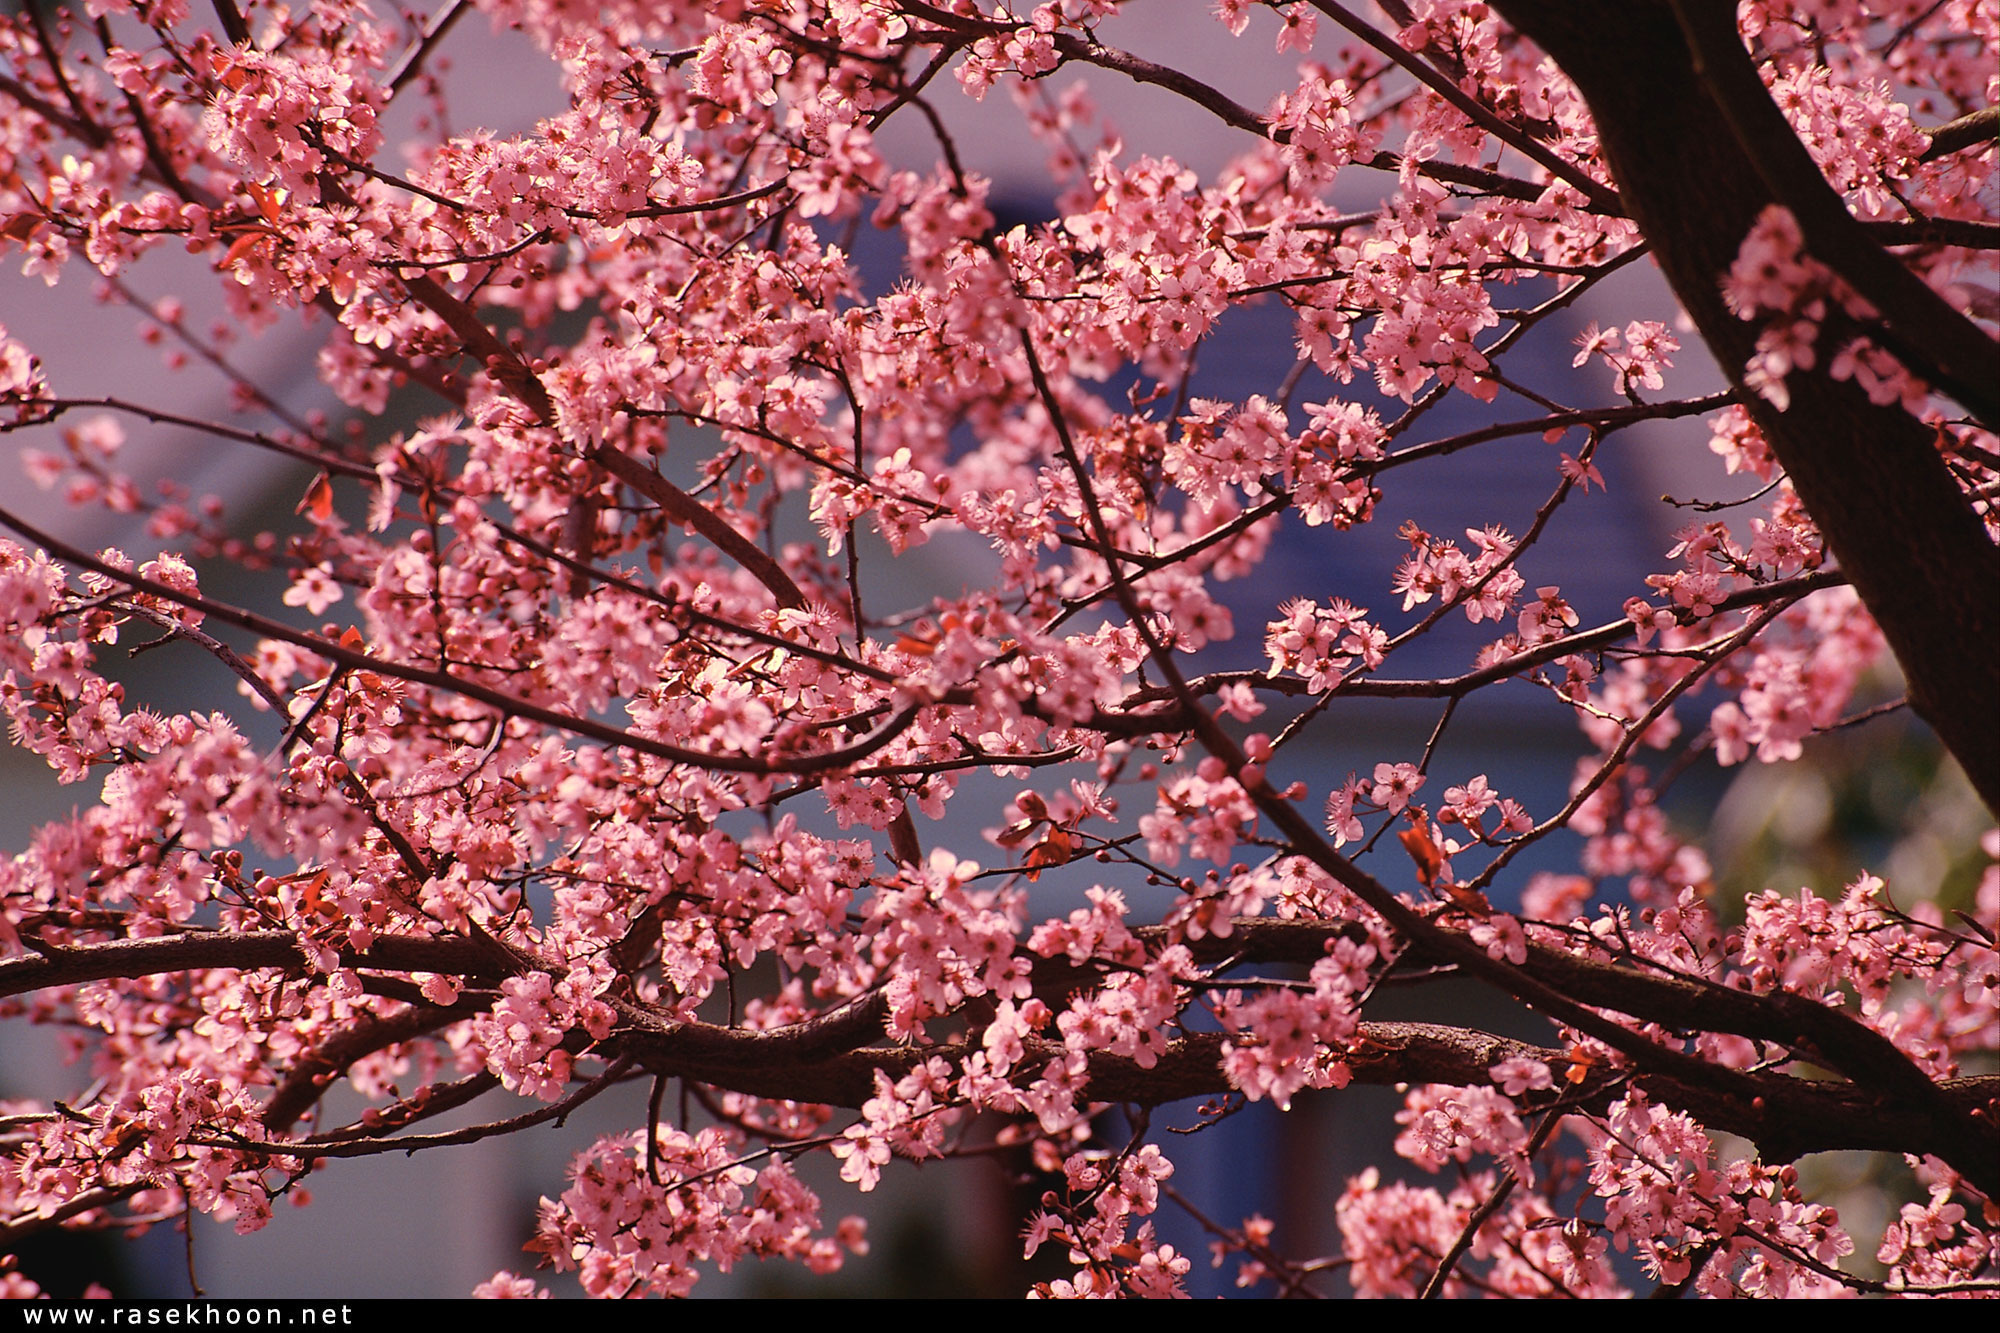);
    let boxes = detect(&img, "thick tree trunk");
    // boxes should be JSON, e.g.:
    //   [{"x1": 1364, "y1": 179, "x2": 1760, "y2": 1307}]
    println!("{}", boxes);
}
[{"x1": 1494, "y1": 1, "x2": 2000, "y2": 812}]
